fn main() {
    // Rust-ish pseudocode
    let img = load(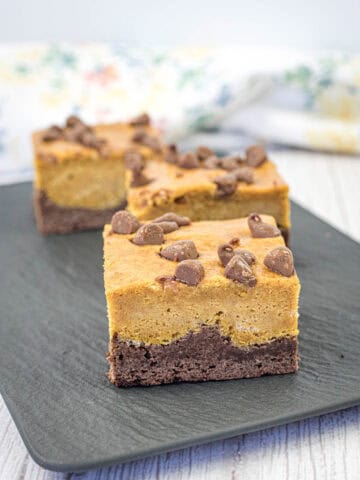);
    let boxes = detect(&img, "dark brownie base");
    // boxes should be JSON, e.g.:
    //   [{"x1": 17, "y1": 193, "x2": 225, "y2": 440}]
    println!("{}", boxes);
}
[
  {"x1": 108, "y1": 326, "x2": 298, "y2": 387},
  {"x1": 33, "y1": 189, "x2": 126, "y2": 235}
]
